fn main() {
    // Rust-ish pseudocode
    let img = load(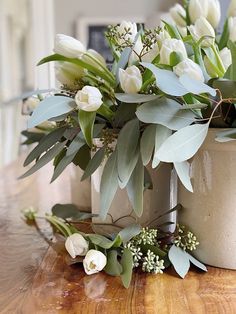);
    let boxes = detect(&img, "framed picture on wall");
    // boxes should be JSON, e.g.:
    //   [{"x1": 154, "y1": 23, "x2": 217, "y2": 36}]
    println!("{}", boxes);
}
[{"x1": 76, "y1": 17, "x2": 144, "y2": 64}]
